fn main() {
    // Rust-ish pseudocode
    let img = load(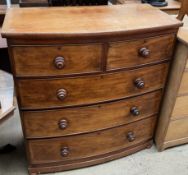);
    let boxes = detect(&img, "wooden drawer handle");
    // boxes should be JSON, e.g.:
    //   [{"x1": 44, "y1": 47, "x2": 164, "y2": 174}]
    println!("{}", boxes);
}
[
  {"x1": 61, "y1": 147, "x2": 69, "y2": 157},
  {"x1": 54, "y1": 56, "x2": 65, "y2": 69},
  {"x1": 59, "y1": 119, "x2": 68, "y2": 129},
  {"x1": 134, "y1": 78, "x2": 145, "y2": 89},
  {"x1": 127, "y1": 132, "x2": 136, "y2": 142},
  {"x1": 139, "y1": 47, "x2": 150, "y2": 57},
  {"x1": 130, "y1": 107, "x2": 140, "y2": 116},
  {"x1": 57, "y1": 89, "x2": 67, "y2": 101}
]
